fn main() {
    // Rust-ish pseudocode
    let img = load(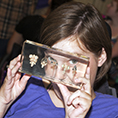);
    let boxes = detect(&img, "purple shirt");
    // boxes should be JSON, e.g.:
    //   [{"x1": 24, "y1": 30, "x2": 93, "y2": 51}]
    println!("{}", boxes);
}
[{"x1": 4, "y1": 76, "x2": 118, "y2": 118}]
